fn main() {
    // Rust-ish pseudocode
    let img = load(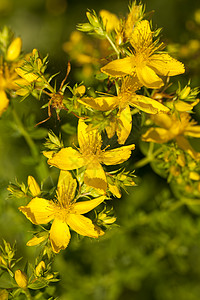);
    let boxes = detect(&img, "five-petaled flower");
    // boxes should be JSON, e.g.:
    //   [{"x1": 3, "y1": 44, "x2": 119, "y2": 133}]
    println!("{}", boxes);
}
[
  {"x1": 142, "y1": 112, "x2": 200, "y2": 159},
  {"x1": 79, "y1": 75, "x2": 169, "y2": 144},
  {"x1": 101, "y1": 20, "x2": 185, "y2": 89},
  {"x1": 44, "y1": 119, "x2": 135, "y2": 192},
  {"x1": 19, "y1": 171, "x2": 106, "y2": 253}
]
